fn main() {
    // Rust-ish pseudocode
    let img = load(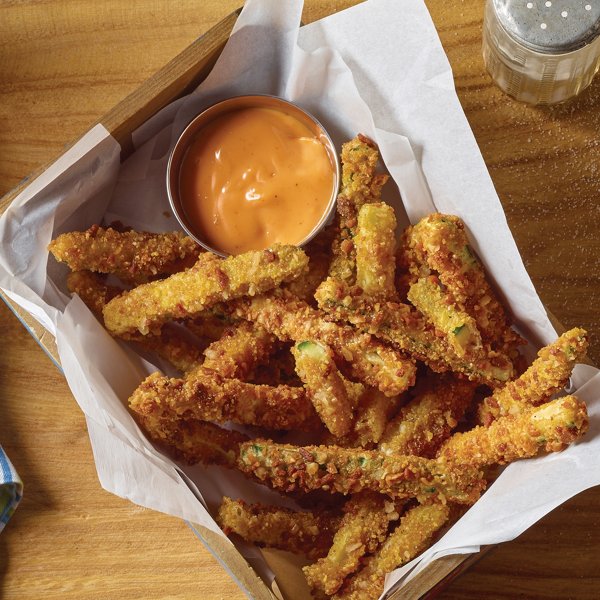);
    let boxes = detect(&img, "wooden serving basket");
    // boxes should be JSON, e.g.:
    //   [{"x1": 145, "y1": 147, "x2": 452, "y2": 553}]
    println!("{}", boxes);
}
[{"x1": 0, "y1": 9, "x2": 489, "y2": 599}]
